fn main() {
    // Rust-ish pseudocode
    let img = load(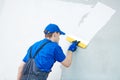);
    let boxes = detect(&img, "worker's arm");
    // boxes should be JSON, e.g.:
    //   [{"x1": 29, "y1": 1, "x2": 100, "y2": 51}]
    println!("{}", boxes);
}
[
  {"x1": 61, "y1": 50, "x2": 73, "y2": 67},
  {"x1": 61, "y1": 41, "x2": 79, "y2": 67},
  {"x1": 17, "y1": 61, "x2": 25, "y2": 80}
]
